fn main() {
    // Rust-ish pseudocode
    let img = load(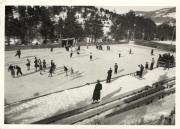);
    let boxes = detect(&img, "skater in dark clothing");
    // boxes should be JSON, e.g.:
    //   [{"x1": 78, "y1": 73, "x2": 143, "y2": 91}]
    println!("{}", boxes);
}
[
  {"x1": 42, "y1": 59, "x2": 46, "y2": 72},
  {"x1": 119, "y1": 52, "x2": 121, "y2": 58},
  {"x1": 106, "y1": 68, "x2": 112, "y2": 83},
  {"x1": 145, "y1": 62, "x2": 149, "y2": 71},
  {"x1": 129, "y1": 49, "x2": 132, "y2": 54},
  {"x1": 34, "y1": 57, "x2": 38, "y2": 72},
  {"x1": 70, "y1": 51, "x2": 73, "y2": 58},
  {"x1": 39, "y1": 62, "x2": 43, "y2": 75},
  {"x1": 151, "y1": 49, "x2": 154, "y2": 56},
  {"x1": 92, "y1": 80, "x2": 102, "y2": 103},
  {"x1": 15, "y1": 65, "x2": 23, "y2": 76},
  {"x1": 140, "y1": 64, "x2": 144, "y2": 78},
  {"x1": 51, "y1": 60, "x2": 56, "y2": 73},
  {"x1": 90, "y1": 52, "x2": 92, "y2": 61},
  {"x1": 114, "y1": 63, "x2": 118, "y2": 74},
  {"x1": 50, "y1": 47, "x2": 53, "y2": 52},
  {"x1": 150, "y1": 58, "x2": 155, "y2": 70},
  {"x1": 64, "y1": 66, "x2": 68, "y2": 76},
  {"x1": 26, "y1": 59, "x2": 31, "y2": 71},
  {"x1": 8, "y1": 65, "x2": 15, "y2": 78},
  {"x1": 136, "y1": 65, "x2": 140, "y2": 77},
  {"x1": 48, "y1": 67, "x2": 53, "y2": 77},
  {"x1": 15, "y1": 49, "x2": 21, "y2": 59}
]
